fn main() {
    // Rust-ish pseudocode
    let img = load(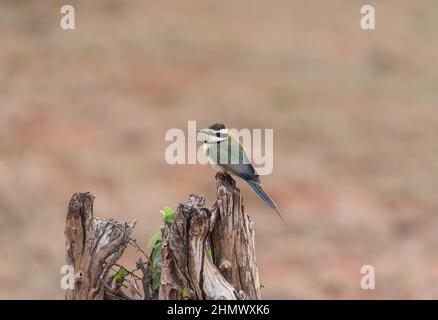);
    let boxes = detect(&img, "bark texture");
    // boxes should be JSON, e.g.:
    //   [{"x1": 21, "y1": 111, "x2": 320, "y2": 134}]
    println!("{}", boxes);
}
[
  {"x1": 64, "y1": 173, "x2": 261, "y2": 300},
  {"x1": 211, "y1": 173, "x2": 261, "y2": 299},
  {"x1": 159, "y1": 173, "x2": 261, "y2": 300},
  {"x1": 65, "y1": 192, "x2": 136, "y2": 300}
]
